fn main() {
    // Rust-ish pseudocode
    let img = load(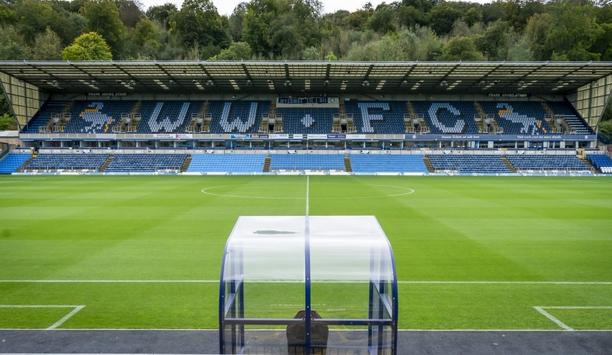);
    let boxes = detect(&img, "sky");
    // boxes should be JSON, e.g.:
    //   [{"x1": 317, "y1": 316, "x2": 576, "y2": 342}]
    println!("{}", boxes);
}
[{"x1": 140, "y1": 0, "x2": 491, "y2": 15}]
